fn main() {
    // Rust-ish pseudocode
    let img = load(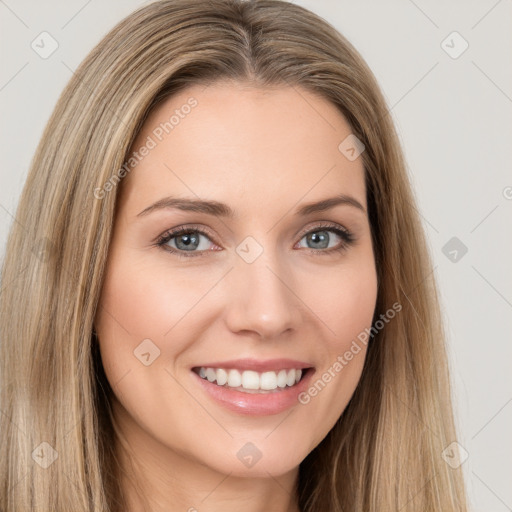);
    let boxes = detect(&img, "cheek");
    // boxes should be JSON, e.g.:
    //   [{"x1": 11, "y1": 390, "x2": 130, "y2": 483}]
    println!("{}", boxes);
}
[
  {"x1": 294, "y1": 257, "x2": 377, "y2": 445},
  {"x1": 94, "y1": 248, "x2": 230, "y2": 402},
  {"x1": 94, "y1": 252, "x2": 175, "y2": 386},
  {"x1": 96, "y1": 253, "x2": 213, "y2": 346},
  {"x1": 308, "y1": 256, "x2": 378, "y2": 346},
  {"x1": 94, "y1": 255, "x2": 199, "y2": 436}
]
